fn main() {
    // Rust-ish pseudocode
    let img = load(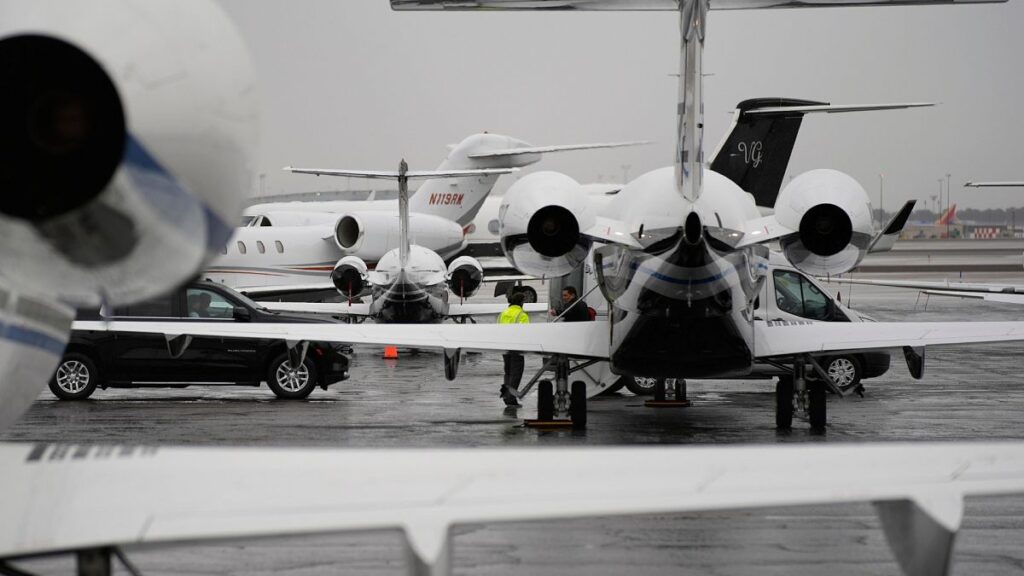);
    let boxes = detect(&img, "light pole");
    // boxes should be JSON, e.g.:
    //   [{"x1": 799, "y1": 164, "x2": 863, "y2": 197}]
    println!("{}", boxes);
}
[
  {"x1": 938, "y1": 179, "x2": 944, "y2": 237},
  {"x1": 946, "y1": 173, "x2": 952, "y2": 239},
  {"x1": 878, "y1": 173, "x2": 884, "y2": 227}
]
